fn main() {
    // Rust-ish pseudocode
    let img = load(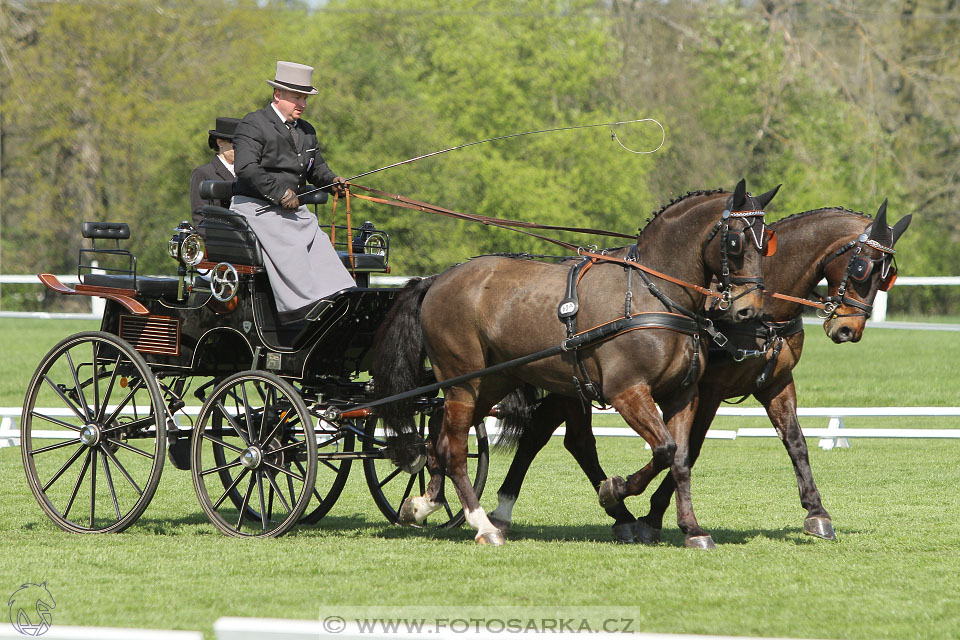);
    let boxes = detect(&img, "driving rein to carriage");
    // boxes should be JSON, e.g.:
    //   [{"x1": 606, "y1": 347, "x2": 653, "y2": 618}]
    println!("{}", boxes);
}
[{"x1": 323, "y1": 184, "x2": 789, "y2": 418}]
